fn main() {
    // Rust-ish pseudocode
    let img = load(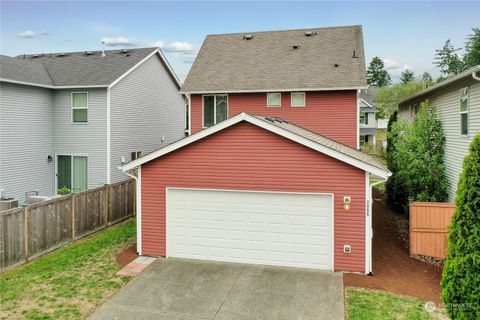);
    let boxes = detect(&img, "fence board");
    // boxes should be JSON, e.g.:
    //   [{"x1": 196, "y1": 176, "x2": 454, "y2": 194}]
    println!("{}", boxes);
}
[
  {"x1": 0, "y1": 208, "x2": 26, "y2": 272},
  {"x1": 0, "y1": 179, "x2": 135, "y2": 273},
  {"x1": 409, "y1": 202, "x2": 456, "y2": 259}
]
